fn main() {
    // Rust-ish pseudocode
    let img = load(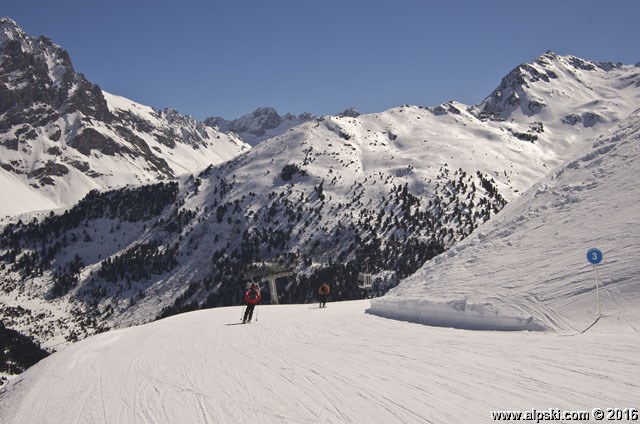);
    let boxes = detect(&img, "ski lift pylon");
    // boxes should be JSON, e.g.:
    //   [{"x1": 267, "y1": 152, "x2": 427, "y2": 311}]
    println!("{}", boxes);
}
[
  {"x1": 357, "y1": 272, "x2": 372, "y2": 289},
  {"x1": 242, "y1": 260, "x2": 296, "y2": 305}
]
